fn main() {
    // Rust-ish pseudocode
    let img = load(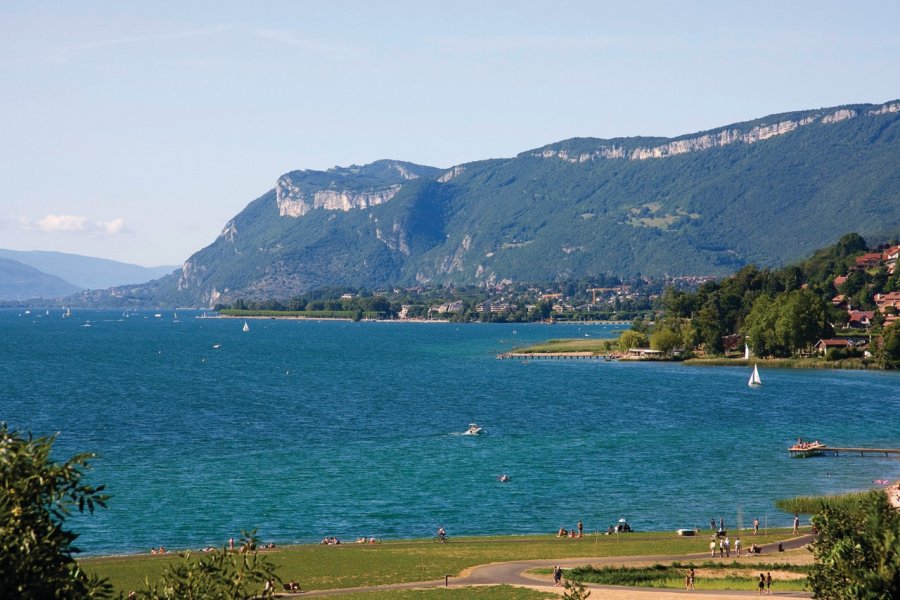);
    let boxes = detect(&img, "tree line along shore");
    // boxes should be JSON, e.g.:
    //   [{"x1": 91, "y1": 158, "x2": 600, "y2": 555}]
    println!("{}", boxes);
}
[{"x1": 213, "y1": 233, "x2": 900, "y2": 369}]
